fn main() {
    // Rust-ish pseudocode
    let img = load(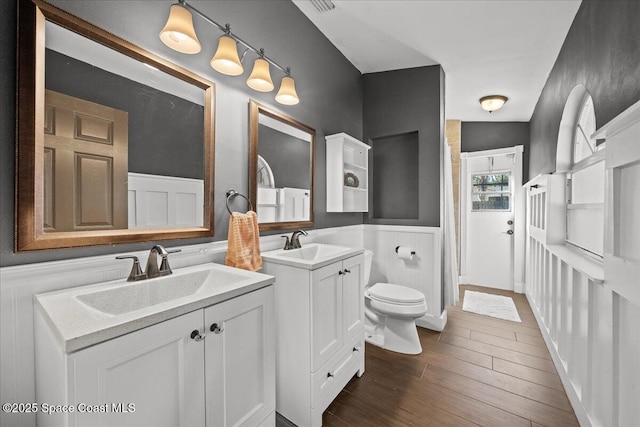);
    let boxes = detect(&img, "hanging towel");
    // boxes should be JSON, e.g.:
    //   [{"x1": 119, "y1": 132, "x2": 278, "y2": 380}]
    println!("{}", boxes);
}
[{"x1": 225, "y1": 211, "x2": 262, "y2": 271}]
